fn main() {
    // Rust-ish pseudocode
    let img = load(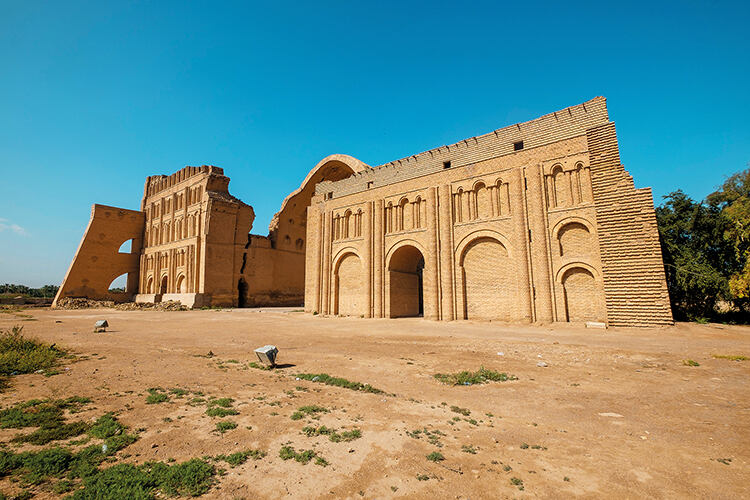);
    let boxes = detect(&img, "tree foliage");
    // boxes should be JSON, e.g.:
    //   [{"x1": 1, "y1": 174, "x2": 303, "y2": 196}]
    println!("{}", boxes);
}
[
  {"x1": 0, "y1": 284, "x2": 59, "y2": 298},
  {"x1": 656, "y1": 167, "x2": 750, "y2": 321}
]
